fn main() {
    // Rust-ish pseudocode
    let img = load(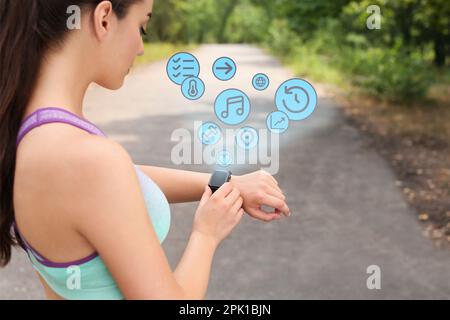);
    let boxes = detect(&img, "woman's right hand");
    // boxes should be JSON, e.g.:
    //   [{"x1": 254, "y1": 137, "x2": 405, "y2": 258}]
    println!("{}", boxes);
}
[{"x1": 193, "y1": 183, "x2": 244, "y2": 246}]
